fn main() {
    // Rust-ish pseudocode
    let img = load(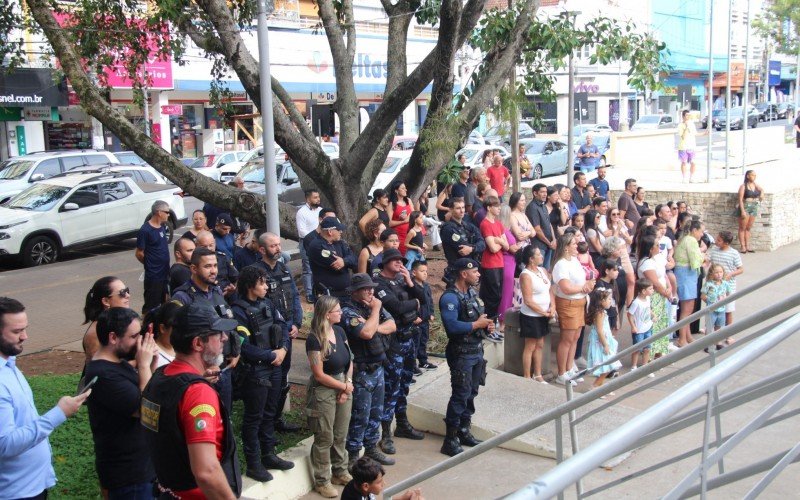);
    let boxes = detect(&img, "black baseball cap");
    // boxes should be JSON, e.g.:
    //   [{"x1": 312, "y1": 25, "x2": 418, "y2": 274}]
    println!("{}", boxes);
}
[
  {"x1": 452, "y1": 258, "x2": 479, "y2": 271},
  {"x1": 216, "y1": 213, "x2": 234, "y2": 227},
  {"x1": 321, "y1": 217, "x2": 345, "y2": 231},
  {"x1": 173, "y1": 303, "x2": 238, "y2": 340}
]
